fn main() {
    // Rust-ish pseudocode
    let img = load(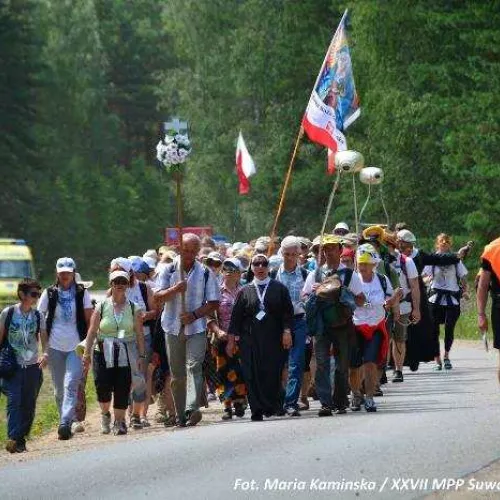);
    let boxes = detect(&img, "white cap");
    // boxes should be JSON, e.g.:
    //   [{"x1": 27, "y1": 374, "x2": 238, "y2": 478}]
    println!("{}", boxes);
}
[
  {"x1": 397, "y1": 229, "x2": 417, "y2": 243},
  {"x1": 110, "y1": 257, "x2": 132, "y2": 273},
  {"x1": 333, "y1": 222, "x2": 350, "y2": 234},
  {"x1": 280, "y1": 235, "x2": 300, "y2": 250},
  {"x1": 56, "y1": 257, "x2": 76, "y2": 273},
  {"x1": 143, "y1": 256, "x2": 157, "y2": 270},
  {"x1": 109, "y1": 270, "x2": 130, "y2": 283},
  {"x1": 223, "y1": 257, "x2": 244, "y2": 271},
  {"x1": 143, "y1": 249, "x2": 158, "y2": 262},
  {"x1": 206, "y1": 251, "x2": 223, "y2": 262}
]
